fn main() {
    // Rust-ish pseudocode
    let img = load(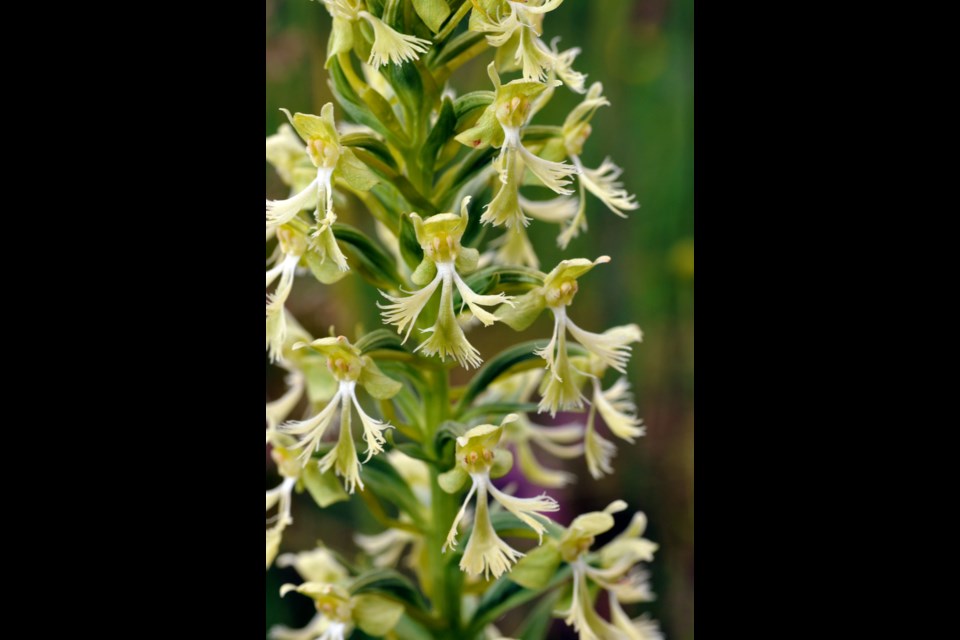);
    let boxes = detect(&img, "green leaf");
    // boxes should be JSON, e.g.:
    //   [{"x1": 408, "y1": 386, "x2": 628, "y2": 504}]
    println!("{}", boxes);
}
[
  {"x1": 517, "y1": 589, "x2": 562, "y2": 640},
  {"x1": 431, "y1": 30, "x2": 487, "y2": 68},
  {"x1": 361, "y1": 455, "x2": 428, "y2": 528},
  {"x1": 420, "y1": 97, "x2": 457, "y2": 181},
  {"x1": 411, "y1": 0, "x2": 451, "y2": 32},
  {"x1": 453, "y1": 91, "x2": 495, "y2": 120},
  {"x1": 453, "y1": 341, "x2": 553, "y2": 416},
  {"x1": 349, "y1": 569, "x2": 429, "y2": 611},
  {"x1": 352, "y1": 594, "x2": 404, "y2": 636},
  {"x1": 459, "y1": 402, "x2": 540, "y2": 424},
  {"x1": 331, "y1": 222, "x2": 403, "y2": 289},
  {"x1": 380, "y1": 61, "x2": 427, "y2": 129},
  {"x1": 392, "y1": 614, "x2": 435, "y2": 640},
  {"x1": 340, "y1": 132, "x2": 398, "y2": 170},
  {"x1": 329, "y1": 58, "x2": 395, "y2": 142},
  {"x1": 509, "y1": 544, "x2": 562, "y2": 590},
  {"x1": 300, "y1": 463, "x2": 349, "y2": 508},
  {"x1": 467, "y1": 564, "x2": 572, "y2": 636},
  {"x1": 394, "y1": 442, "x2": 437, "y2": 463},
  {"x1": 435, "y1": 420, "x2": 467, "y2": 447},
  {"x1": 355, "y1": 329, "x2": 406, "y2": 354}
]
